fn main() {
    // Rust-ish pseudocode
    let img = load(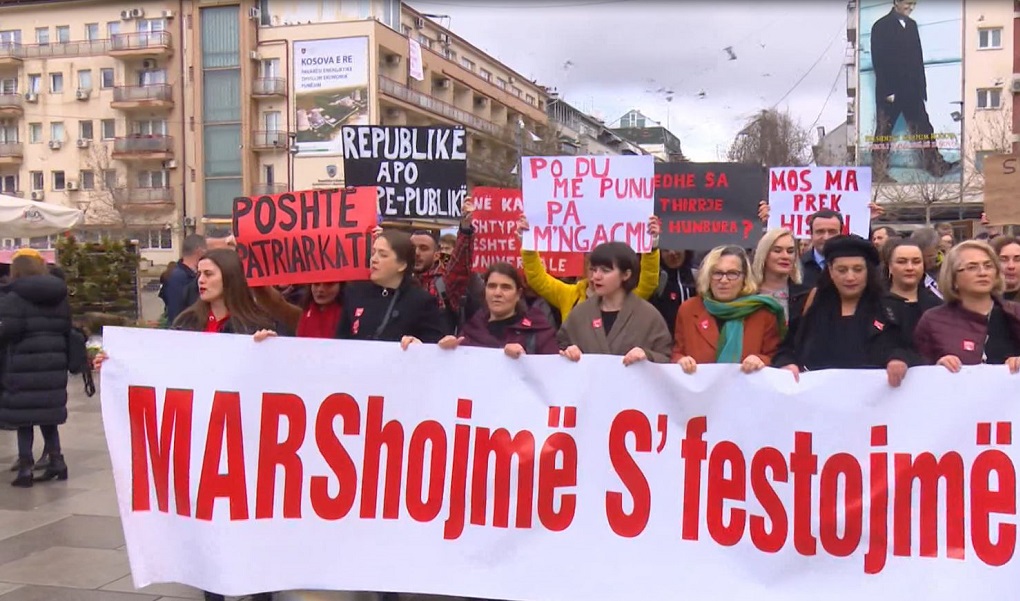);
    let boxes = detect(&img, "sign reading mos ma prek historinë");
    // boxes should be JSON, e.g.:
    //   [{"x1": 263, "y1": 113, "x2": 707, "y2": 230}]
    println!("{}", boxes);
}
[{"x1": 340, "y1": 125, "x2": 468, "y2": 221}]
